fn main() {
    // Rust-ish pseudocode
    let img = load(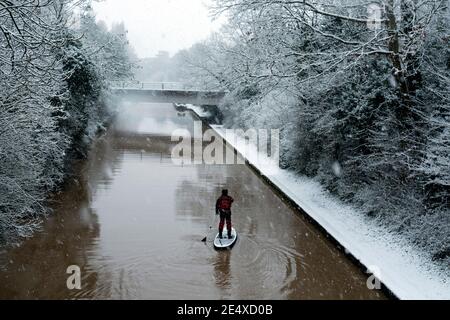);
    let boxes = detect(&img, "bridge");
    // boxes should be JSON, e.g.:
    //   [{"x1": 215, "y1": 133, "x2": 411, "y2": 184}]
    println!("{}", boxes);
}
[{"x1": 110, "y1": 81, "x2": 227, "y2": 105}]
